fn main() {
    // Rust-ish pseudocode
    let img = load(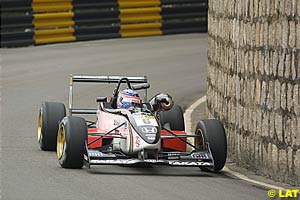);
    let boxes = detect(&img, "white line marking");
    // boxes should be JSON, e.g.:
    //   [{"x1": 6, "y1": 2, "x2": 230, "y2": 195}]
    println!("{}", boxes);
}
[
  {"x1": 184, "y1": 95, "x2": 289, "y2": 190},
  {"x1": 224, "y1": 167, "x2": 288, "y2": 190},
  {"x1": 184, "y1": 96, "x2": 206, "y2": 151}
]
